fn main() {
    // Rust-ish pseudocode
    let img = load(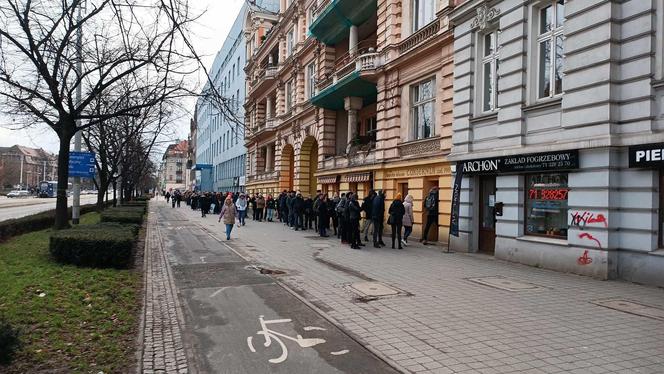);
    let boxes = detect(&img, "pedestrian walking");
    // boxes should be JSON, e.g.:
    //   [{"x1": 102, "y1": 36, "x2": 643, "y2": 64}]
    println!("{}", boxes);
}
[
  {"x1": 218, "y1": 196, "x2": 238, "y2": 240},
  {"x1": 348, "y1": 194, "x2": 362, "y2": 249},
  {"x1": 372, "y1": 190, "x2": 386, "y2": 248},
  {"x1": 388, "y1": 193, "x2": 405, "y2": 250},
  {"x1": 236, "y1": 193, "x2": 247, "y2": 226},
  {"x1": 402, "y1": 194, "x2": 414, "y2": 246},
  {"x1": 165, "y1": 191, "x2": 171, "y2": 203},
  {"x1": 421, "y1": 187, "x2": 439, "y2": 245},
  {"x1": 175, "y1": 191, "x2": 181, "y2": 207}
]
